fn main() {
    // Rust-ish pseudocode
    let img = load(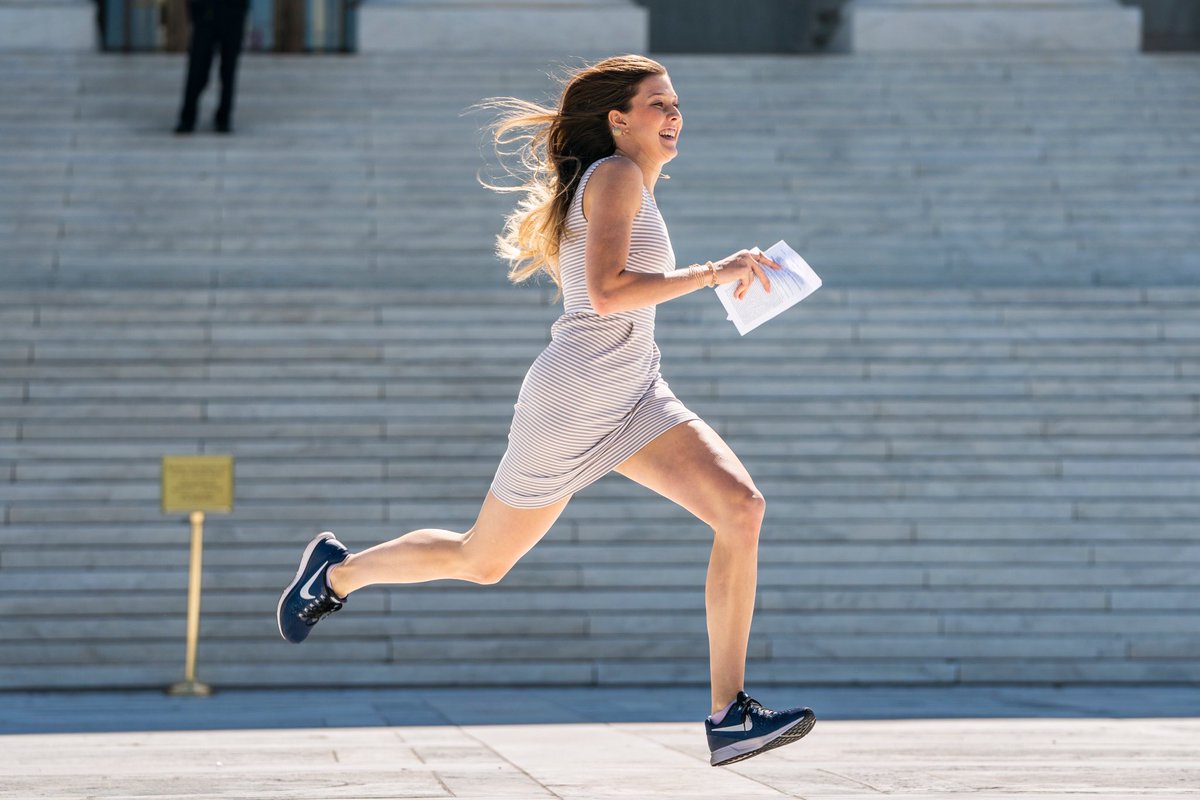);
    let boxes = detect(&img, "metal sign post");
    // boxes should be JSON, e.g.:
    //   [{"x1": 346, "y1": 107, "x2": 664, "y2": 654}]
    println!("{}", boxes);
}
[{"x1": 161, "y1": 455, "x2": 234, "y2": 697}]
